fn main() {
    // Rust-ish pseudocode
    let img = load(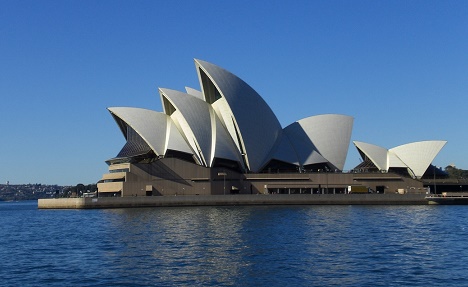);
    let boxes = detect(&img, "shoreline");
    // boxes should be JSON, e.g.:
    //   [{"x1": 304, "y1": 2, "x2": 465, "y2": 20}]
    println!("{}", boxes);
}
[{"x1": 38, "y1": 193, "x2": 429, "y2": 209}]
